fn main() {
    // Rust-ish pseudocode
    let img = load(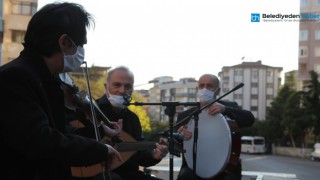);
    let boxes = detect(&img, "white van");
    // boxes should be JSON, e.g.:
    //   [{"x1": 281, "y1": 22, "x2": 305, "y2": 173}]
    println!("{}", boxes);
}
[
  {"x1": 311, "y1": 143, "x2": 320, "y2": 161},
  {"x1": 241, "y1": 136, "x2": 266, "y2": 154}
]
